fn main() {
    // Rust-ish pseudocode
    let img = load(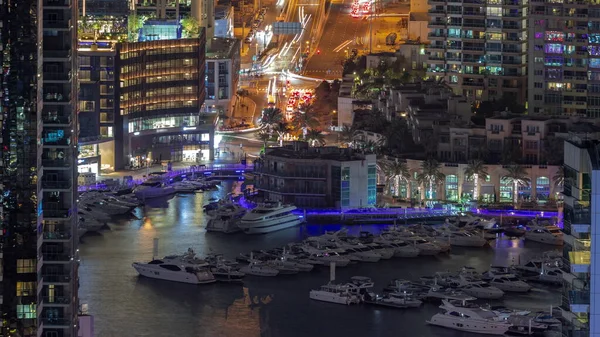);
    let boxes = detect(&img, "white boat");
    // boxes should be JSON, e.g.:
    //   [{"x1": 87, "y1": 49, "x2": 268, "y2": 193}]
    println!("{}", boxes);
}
[
  {"x1": 376, "y1": 293, "x2": 423, "y2": 308},
  {"x1": 206, "y1": 203, "x2": 246, "y2": 233},
  {"x1": 133, "y1": 181, "x2": 176, "y2": 199},
  {"x1": 338, "y1": 246, "x2": 381, "y2": 263},
  {"x1": 78, "y1": 226, "x2": 88, "y2": 238},
  {"x1": 132, "y1": 257, "x2": 216, "y2": 284},
  {"x1": 309, "y1": 283, "x2": 361, "y2": 305},
  {"x1": 365, "y1": 243, "x2": 395, "y2": 259},
  {"x1": 524, "y1": 225, "x2": 564, "y2": 245},
  {"x1": 538, "y1": 267, "x2": 564, "y2": 284},
  {"x1": 488, "y1": 275, "x2": 531, "y2": 292},
  {"x1": 238, "y1": 201, "x2": 304, "y2": 234},
  {"x1": 239, "y1": 260, "x2": 279, "y2": 277},
  {"x1": 83, "y1": 201, "x2": 129, "y2": 216},
  {"x1": 427, "y1": 300, "x2": 511, "y2": 335},
  {"x1": 404, "y1": 237, "x2": 443, "y2": 256},
  {"x1": 306, "y1": 251, "x2": 351, "y2": 267},
  {"x1": 78, "y1": 207, "x2": 112, "y2": 222},
  {"x1": 461, "y1": 282, "x2": 505, "y2": 299},
  {"x1": 423, "y1": 287, "x2": 478, "y2": 302},
  {"x1": 171, "y1": 181, "x2": 198, "y2": 193},
  {"x1": 266, "y1": 260, "x2": 299, "y2": 274},
  {"x1": 439, "y1": 230, "x2": 488, "y2": 247},
  {"x1": 78, "y1": 217, "x2": 105, "y2": 232},
  {"x1": 209, "y1": 265, "x2": 245, "y2": 282}
]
